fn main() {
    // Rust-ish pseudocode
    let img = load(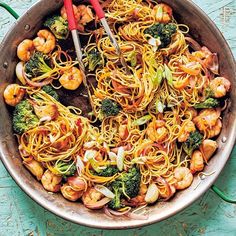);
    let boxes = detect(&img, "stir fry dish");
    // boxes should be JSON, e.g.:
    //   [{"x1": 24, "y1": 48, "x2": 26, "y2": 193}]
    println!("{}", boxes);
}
[{"x1": 3, "y1": 0, "x2": 231, "y2": 218}]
